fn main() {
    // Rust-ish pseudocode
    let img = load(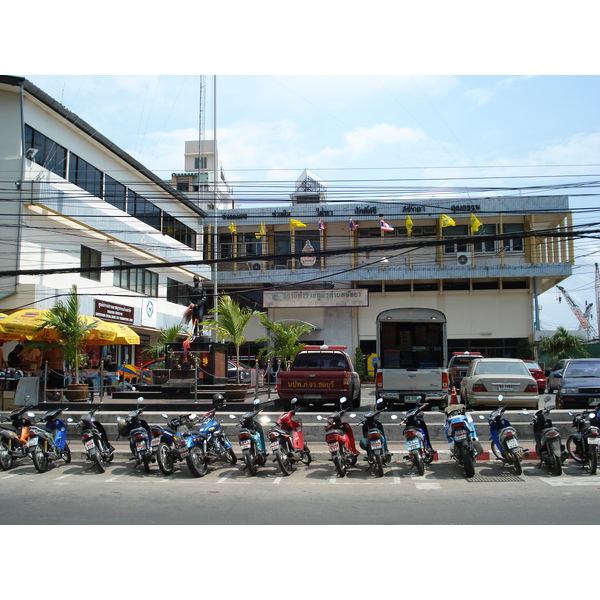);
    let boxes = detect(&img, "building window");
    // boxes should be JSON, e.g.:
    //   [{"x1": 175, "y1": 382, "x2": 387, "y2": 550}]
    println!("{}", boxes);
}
[
  {"x1": 24, "y1": 124, "x2": 67, "y2": 179},
  {"x1": 503, "y1": 223, "x2": 524, "y2": 252},
  {"x1": 443, "y1": 225, "x2": 469, "y2": 253},
  {"x1": 81, "y1": 245, "x2": 101, "y2": 281},
  {"x1": 69, "y1": 152, "x2": 103, "y2": 198},
  {"x1": 104, "y1": 175, "x2": 127, "y2": 211},
  {"x1": 167, "y1": 278, "x2": 189, "y2": 306},
  {"x1": 473, "y1": 224, "x2": 497, "y2": 253},
  {"x1": 114, "y1": 259, "x2": 158, "y2": 296},
  {"x1": 194, "y1": 157, "x2": 208, "y2": 169}
]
